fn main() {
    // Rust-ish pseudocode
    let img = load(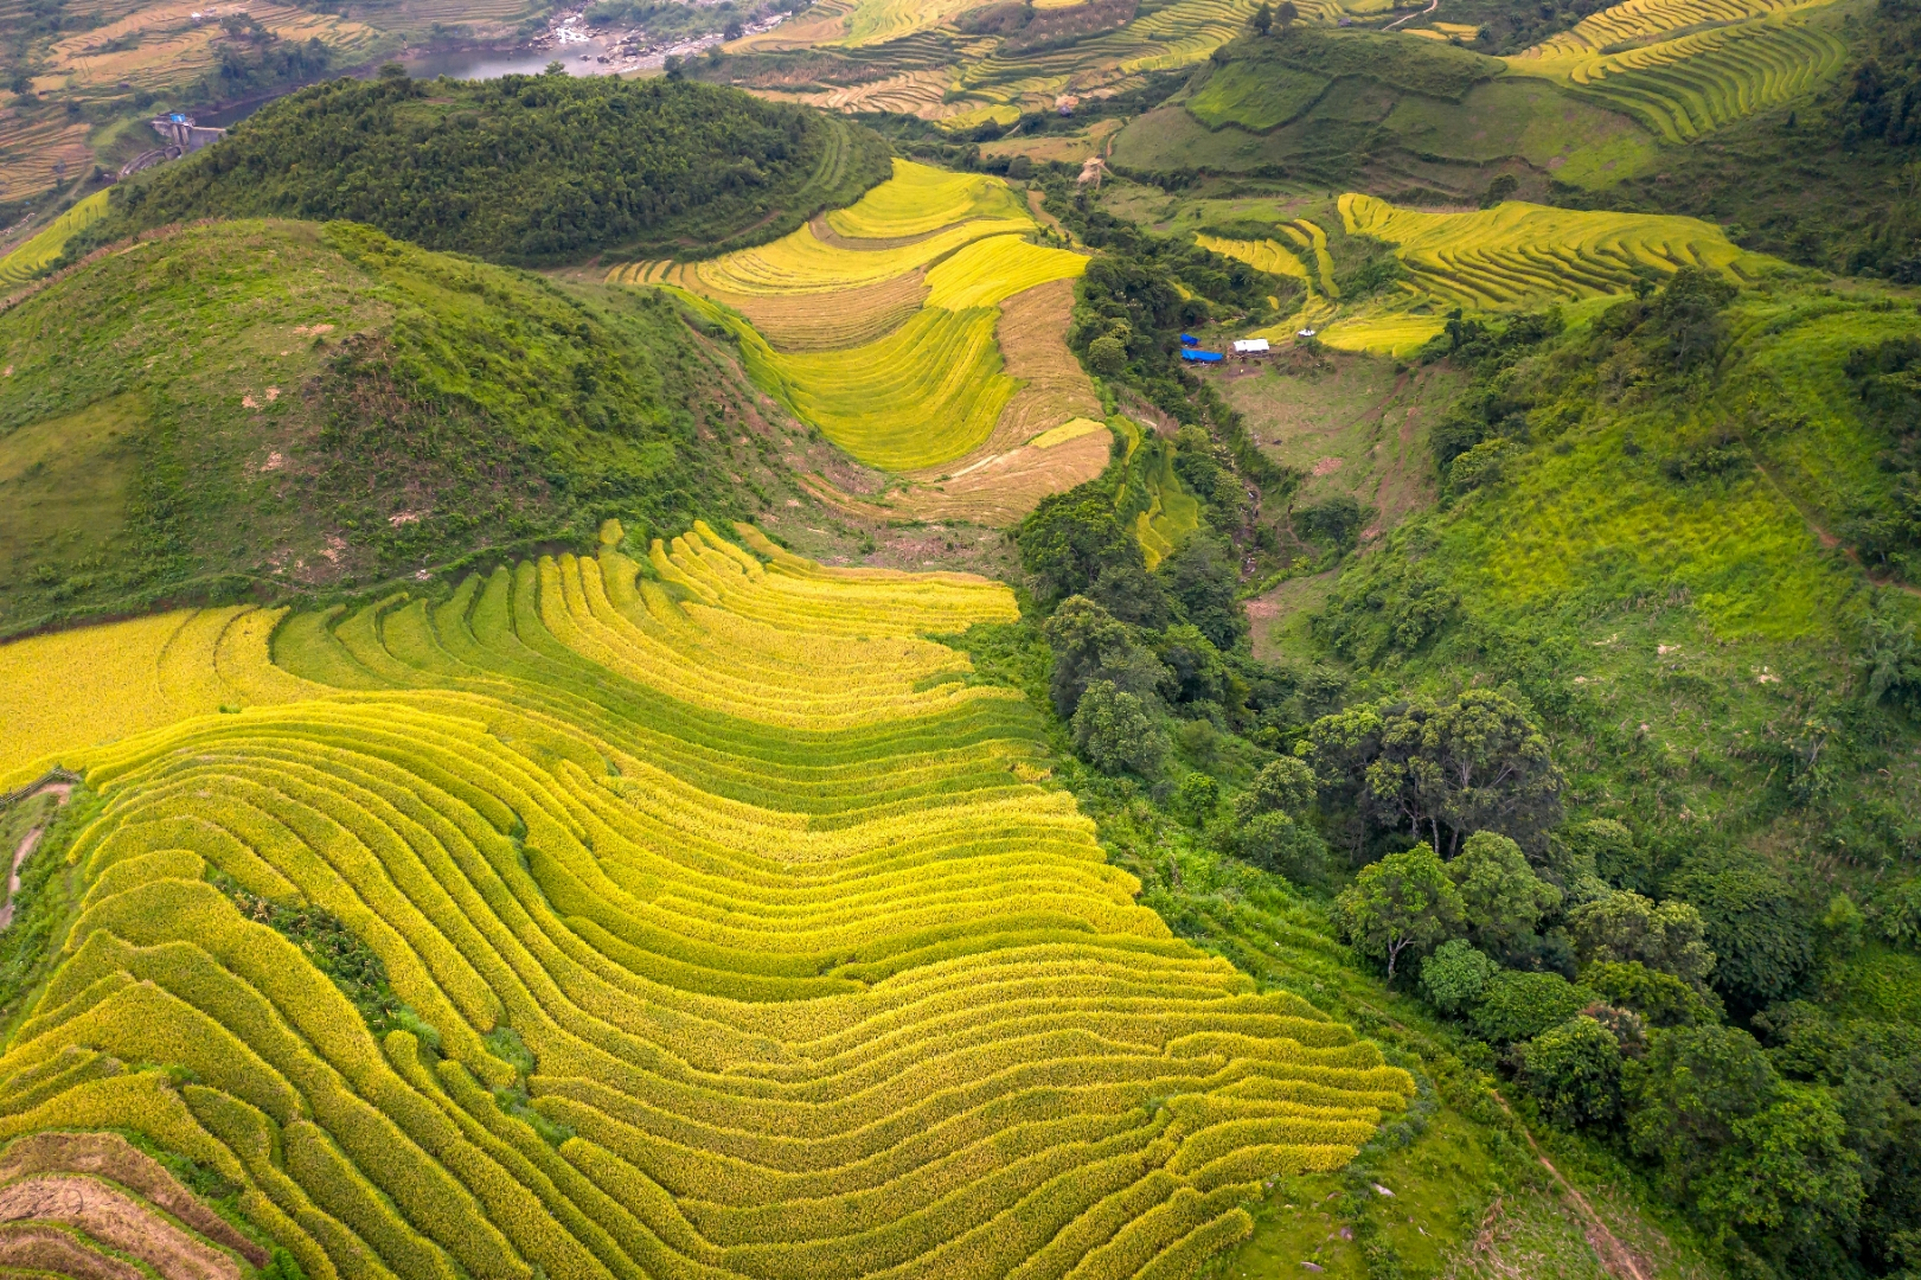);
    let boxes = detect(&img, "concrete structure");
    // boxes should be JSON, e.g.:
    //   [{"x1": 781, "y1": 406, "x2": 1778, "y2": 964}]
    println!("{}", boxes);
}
[{"x1": 149, "y1": 113, "x2": 226, "y2": 154}]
